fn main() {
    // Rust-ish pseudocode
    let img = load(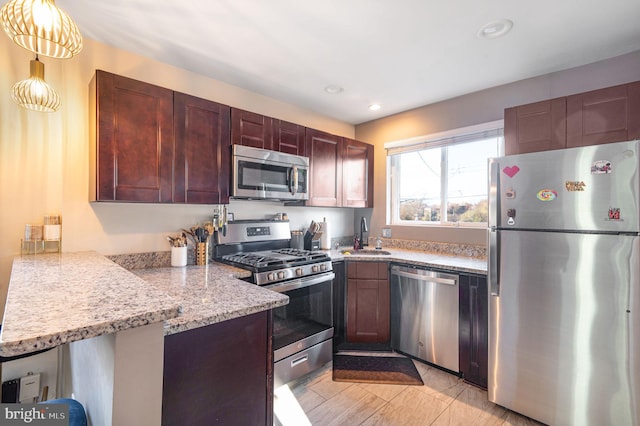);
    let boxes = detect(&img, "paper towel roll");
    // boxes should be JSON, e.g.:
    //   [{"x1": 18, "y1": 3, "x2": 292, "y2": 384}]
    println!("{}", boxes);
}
[{"x1": 319, "y1": 218, "x2": 331, "y2": 250}]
